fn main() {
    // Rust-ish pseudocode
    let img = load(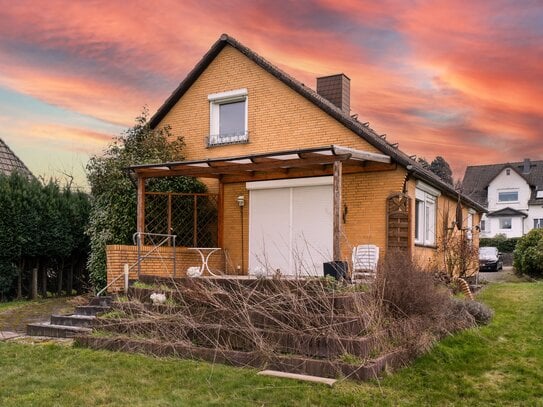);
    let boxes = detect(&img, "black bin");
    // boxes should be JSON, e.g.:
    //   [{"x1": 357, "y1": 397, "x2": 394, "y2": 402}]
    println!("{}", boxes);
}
[{"x1": 323, "y1": 261, "x2": 348, "y2": 280}]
